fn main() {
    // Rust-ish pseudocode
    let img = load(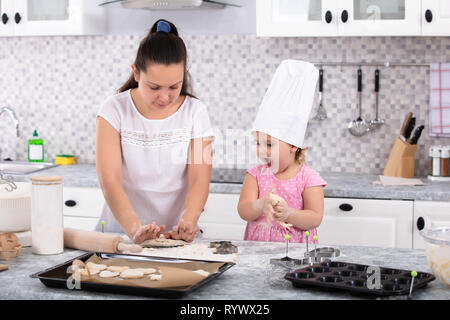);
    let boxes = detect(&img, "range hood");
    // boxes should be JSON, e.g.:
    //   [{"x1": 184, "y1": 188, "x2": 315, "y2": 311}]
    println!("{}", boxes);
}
[{"x1": 99, "y1": 0, "x2": 240, "y2": 10}]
